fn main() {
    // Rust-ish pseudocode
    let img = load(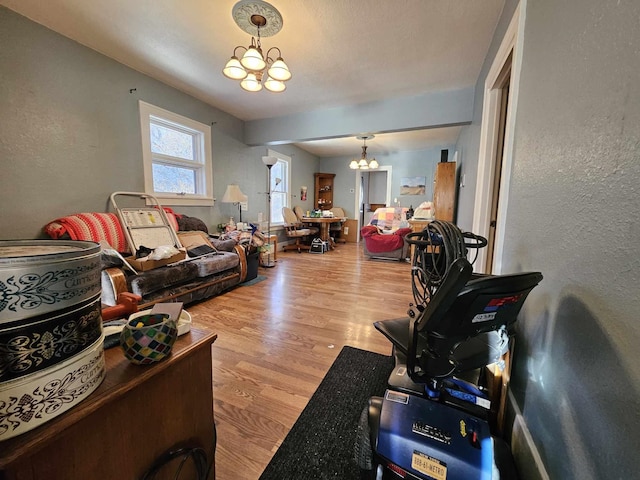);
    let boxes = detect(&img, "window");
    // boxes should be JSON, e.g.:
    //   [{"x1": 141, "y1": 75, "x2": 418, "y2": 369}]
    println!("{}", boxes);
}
[
  {"x1": 267, "y1": 149, "x2": 291, "y2": 226},
  {"x1": 139, "y1": 101, "x2": 213, "y2": 206}
]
